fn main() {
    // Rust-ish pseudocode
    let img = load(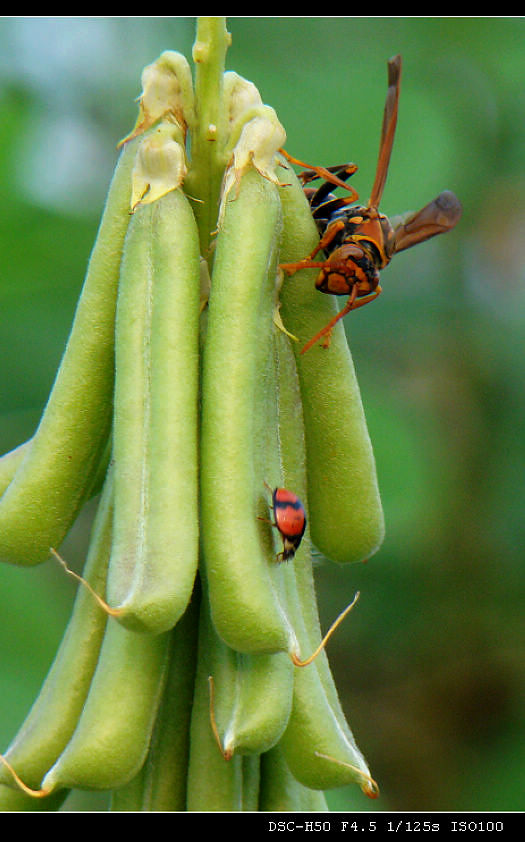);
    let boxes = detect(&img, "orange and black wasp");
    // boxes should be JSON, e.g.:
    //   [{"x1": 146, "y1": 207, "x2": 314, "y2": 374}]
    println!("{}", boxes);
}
[{"x1": 279, "y1": 54, "x2": 462, "y2": 354}]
